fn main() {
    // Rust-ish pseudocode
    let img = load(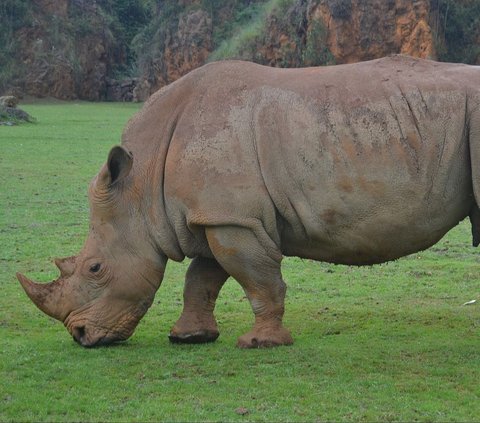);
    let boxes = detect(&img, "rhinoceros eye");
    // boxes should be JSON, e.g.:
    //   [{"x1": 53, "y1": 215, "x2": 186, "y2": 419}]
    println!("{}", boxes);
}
[{"x1": 89, "y1": 263, "x2": 101, "y2": 273}]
